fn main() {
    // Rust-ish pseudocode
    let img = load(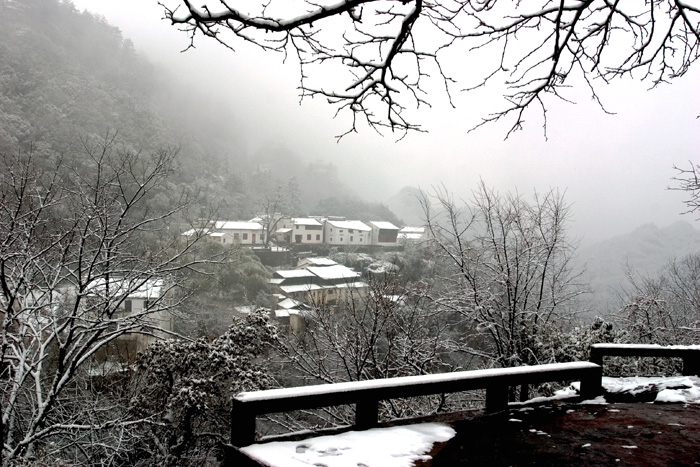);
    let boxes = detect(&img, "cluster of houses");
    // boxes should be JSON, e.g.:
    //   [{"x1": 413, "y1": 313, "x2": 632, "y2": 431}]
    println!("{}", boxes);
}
[
  {"x1": 182, "y1": 217, "x2": 426, "y2": 248},
  {"x1": 267, "y1": 257, "x2": 369, "y2": 332}
]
